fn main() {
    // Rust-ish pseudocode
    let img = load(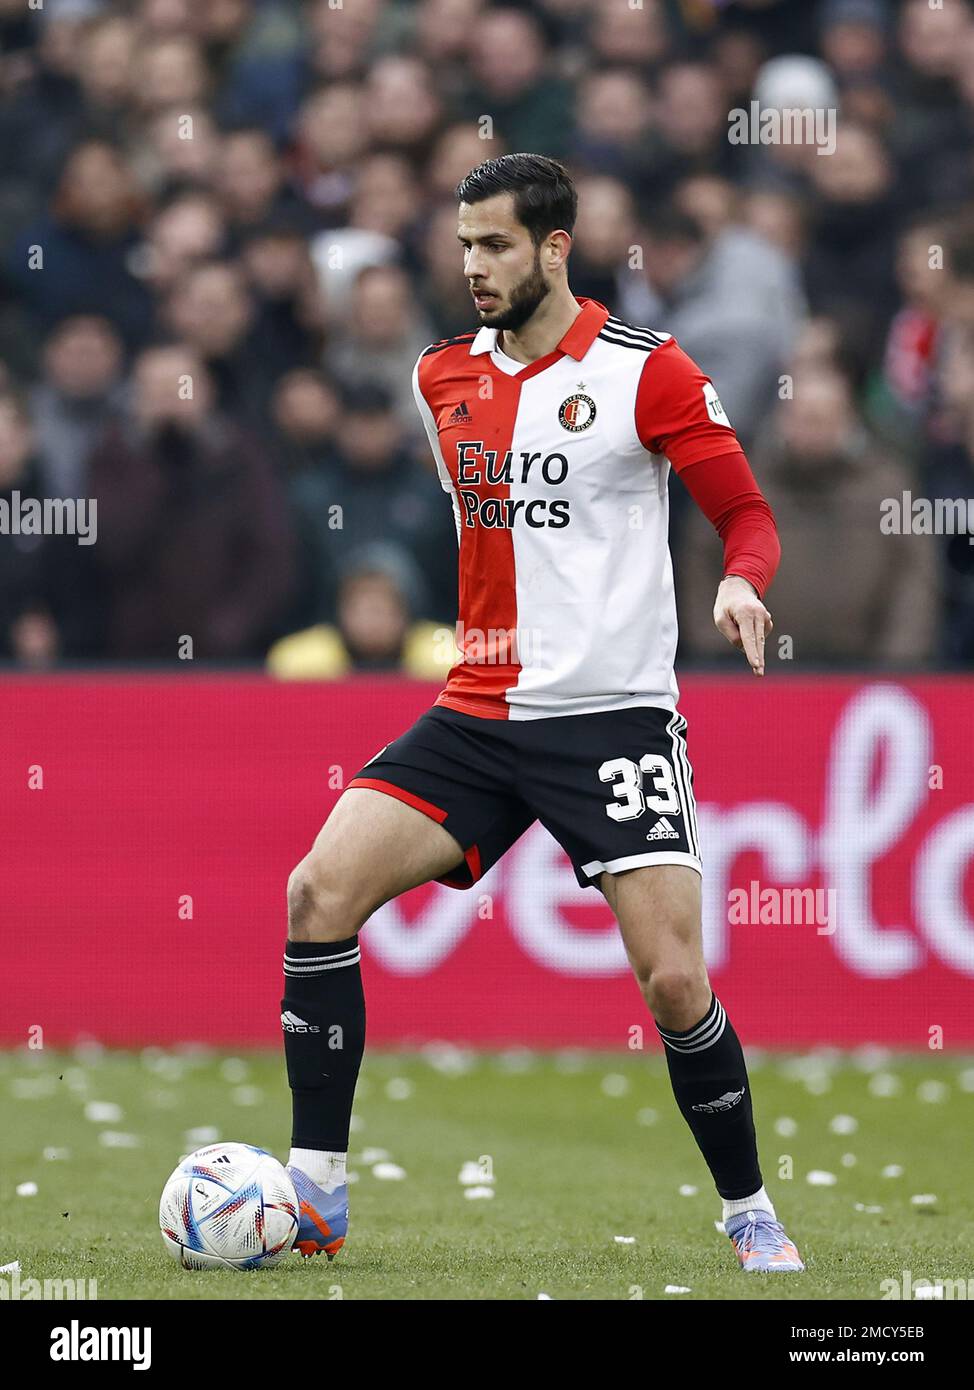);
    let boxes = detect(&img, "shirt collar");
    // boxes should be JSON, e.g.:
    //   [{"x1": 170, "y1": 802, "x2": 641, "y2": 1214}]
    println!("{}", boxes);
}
[{"x1": 468, "y1": 297, "x2": 610, "y2": 362}]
